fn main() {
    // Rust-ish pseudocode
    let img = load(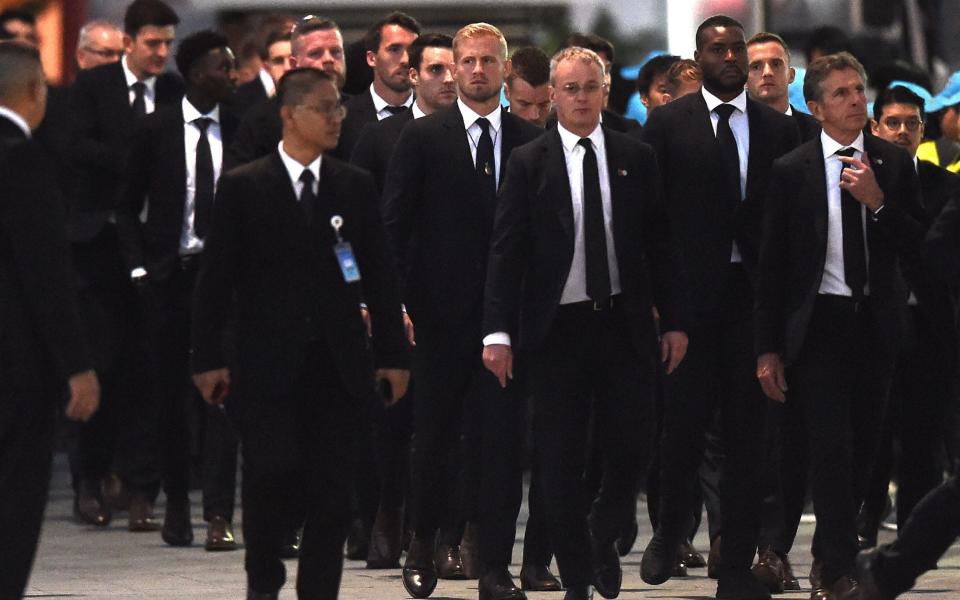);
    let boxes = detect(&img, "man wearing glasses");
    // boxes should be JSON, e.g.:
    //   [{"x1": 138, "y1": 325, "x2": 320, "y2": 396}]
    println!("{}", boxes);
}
[{"x1": 76, "y1": 20, "x2": 124, "y2": 70}]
